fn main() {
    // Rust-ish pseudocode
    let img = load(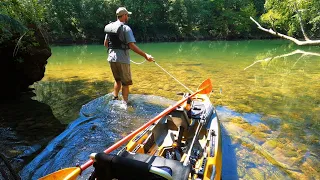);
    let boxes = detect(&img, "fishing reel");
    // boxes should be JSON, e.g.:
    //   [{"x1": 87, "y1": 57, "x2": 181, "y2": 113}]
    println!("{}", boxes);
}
[
  {"x1": 164, "y1": 142, "x2": 184, "y2": 161},
  {"x1": 189, "y1": 149, "x2": 203, "y2": 165}
]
